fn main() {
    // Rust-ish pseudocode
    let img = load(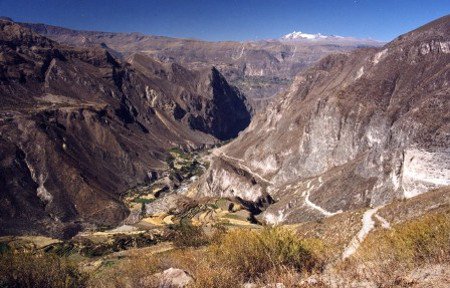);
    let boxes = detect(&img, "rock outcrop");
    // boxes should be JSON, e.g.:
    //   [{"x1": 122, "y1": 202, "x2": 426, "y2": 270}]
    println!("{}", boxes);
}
[{"x1": 153, "y1": 268, "x2": 193, "y2": 288}]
